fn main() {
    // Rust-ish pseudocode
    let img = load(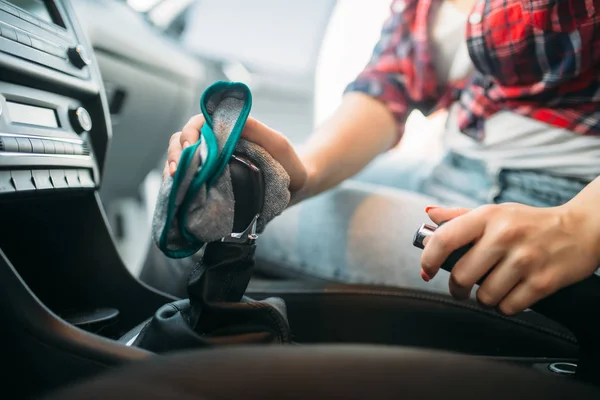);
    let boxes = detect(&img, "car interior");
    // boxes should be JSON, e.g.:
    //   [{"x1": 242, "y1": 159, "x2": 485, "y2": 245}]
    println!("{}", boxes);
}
[{"x1": 1, "y1": 0, "x2": 600, "y2": 398}]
